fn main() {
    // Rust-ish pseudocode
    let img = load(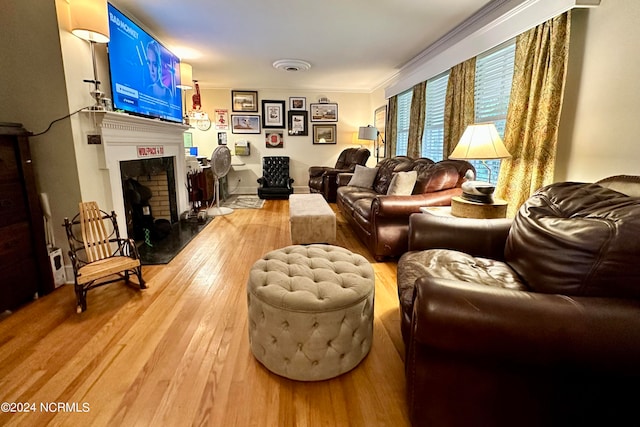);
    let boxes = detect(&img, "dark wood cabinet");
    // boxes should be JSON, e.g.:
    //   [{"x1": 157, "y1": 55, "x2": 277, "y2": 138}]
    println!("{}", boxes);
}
[
  {"x1": 188, "y1": 166, "x2": 214, "y2": 209},
  {"x1": 0, "y1": 122, "x2": 54, "y2": 312}
]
